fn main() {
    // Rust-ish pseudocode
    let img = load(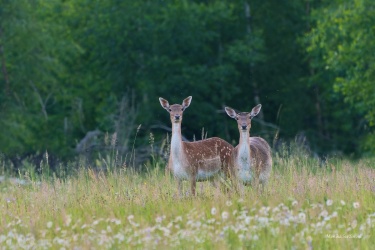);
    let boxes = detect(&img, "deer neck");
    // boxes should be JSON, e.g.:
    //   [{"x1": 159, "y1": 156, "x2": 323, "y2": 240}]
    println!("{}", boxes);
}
[
  {"x1": 237, "y1": 130, "x2": 251, "y2": 166},
  {"x1": 236, "y1": 130, "x2": 253, "y2": 183},
  {"x1": 171, "y1": 122, "x2": 184, "y2": 161},
  {"x1": 238, "y1": 130, "x2": 250, "y2": 151}
]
